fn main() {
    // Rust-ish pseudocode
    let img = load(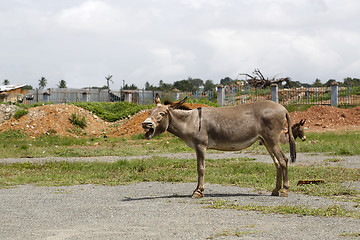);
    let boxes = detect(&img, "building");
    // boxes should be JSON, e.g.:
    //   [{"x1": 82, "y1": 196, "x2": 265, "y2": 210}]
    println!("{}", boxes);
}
[{"x1": 0, "y1": 85, "x2": 29, "y2": 104}]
